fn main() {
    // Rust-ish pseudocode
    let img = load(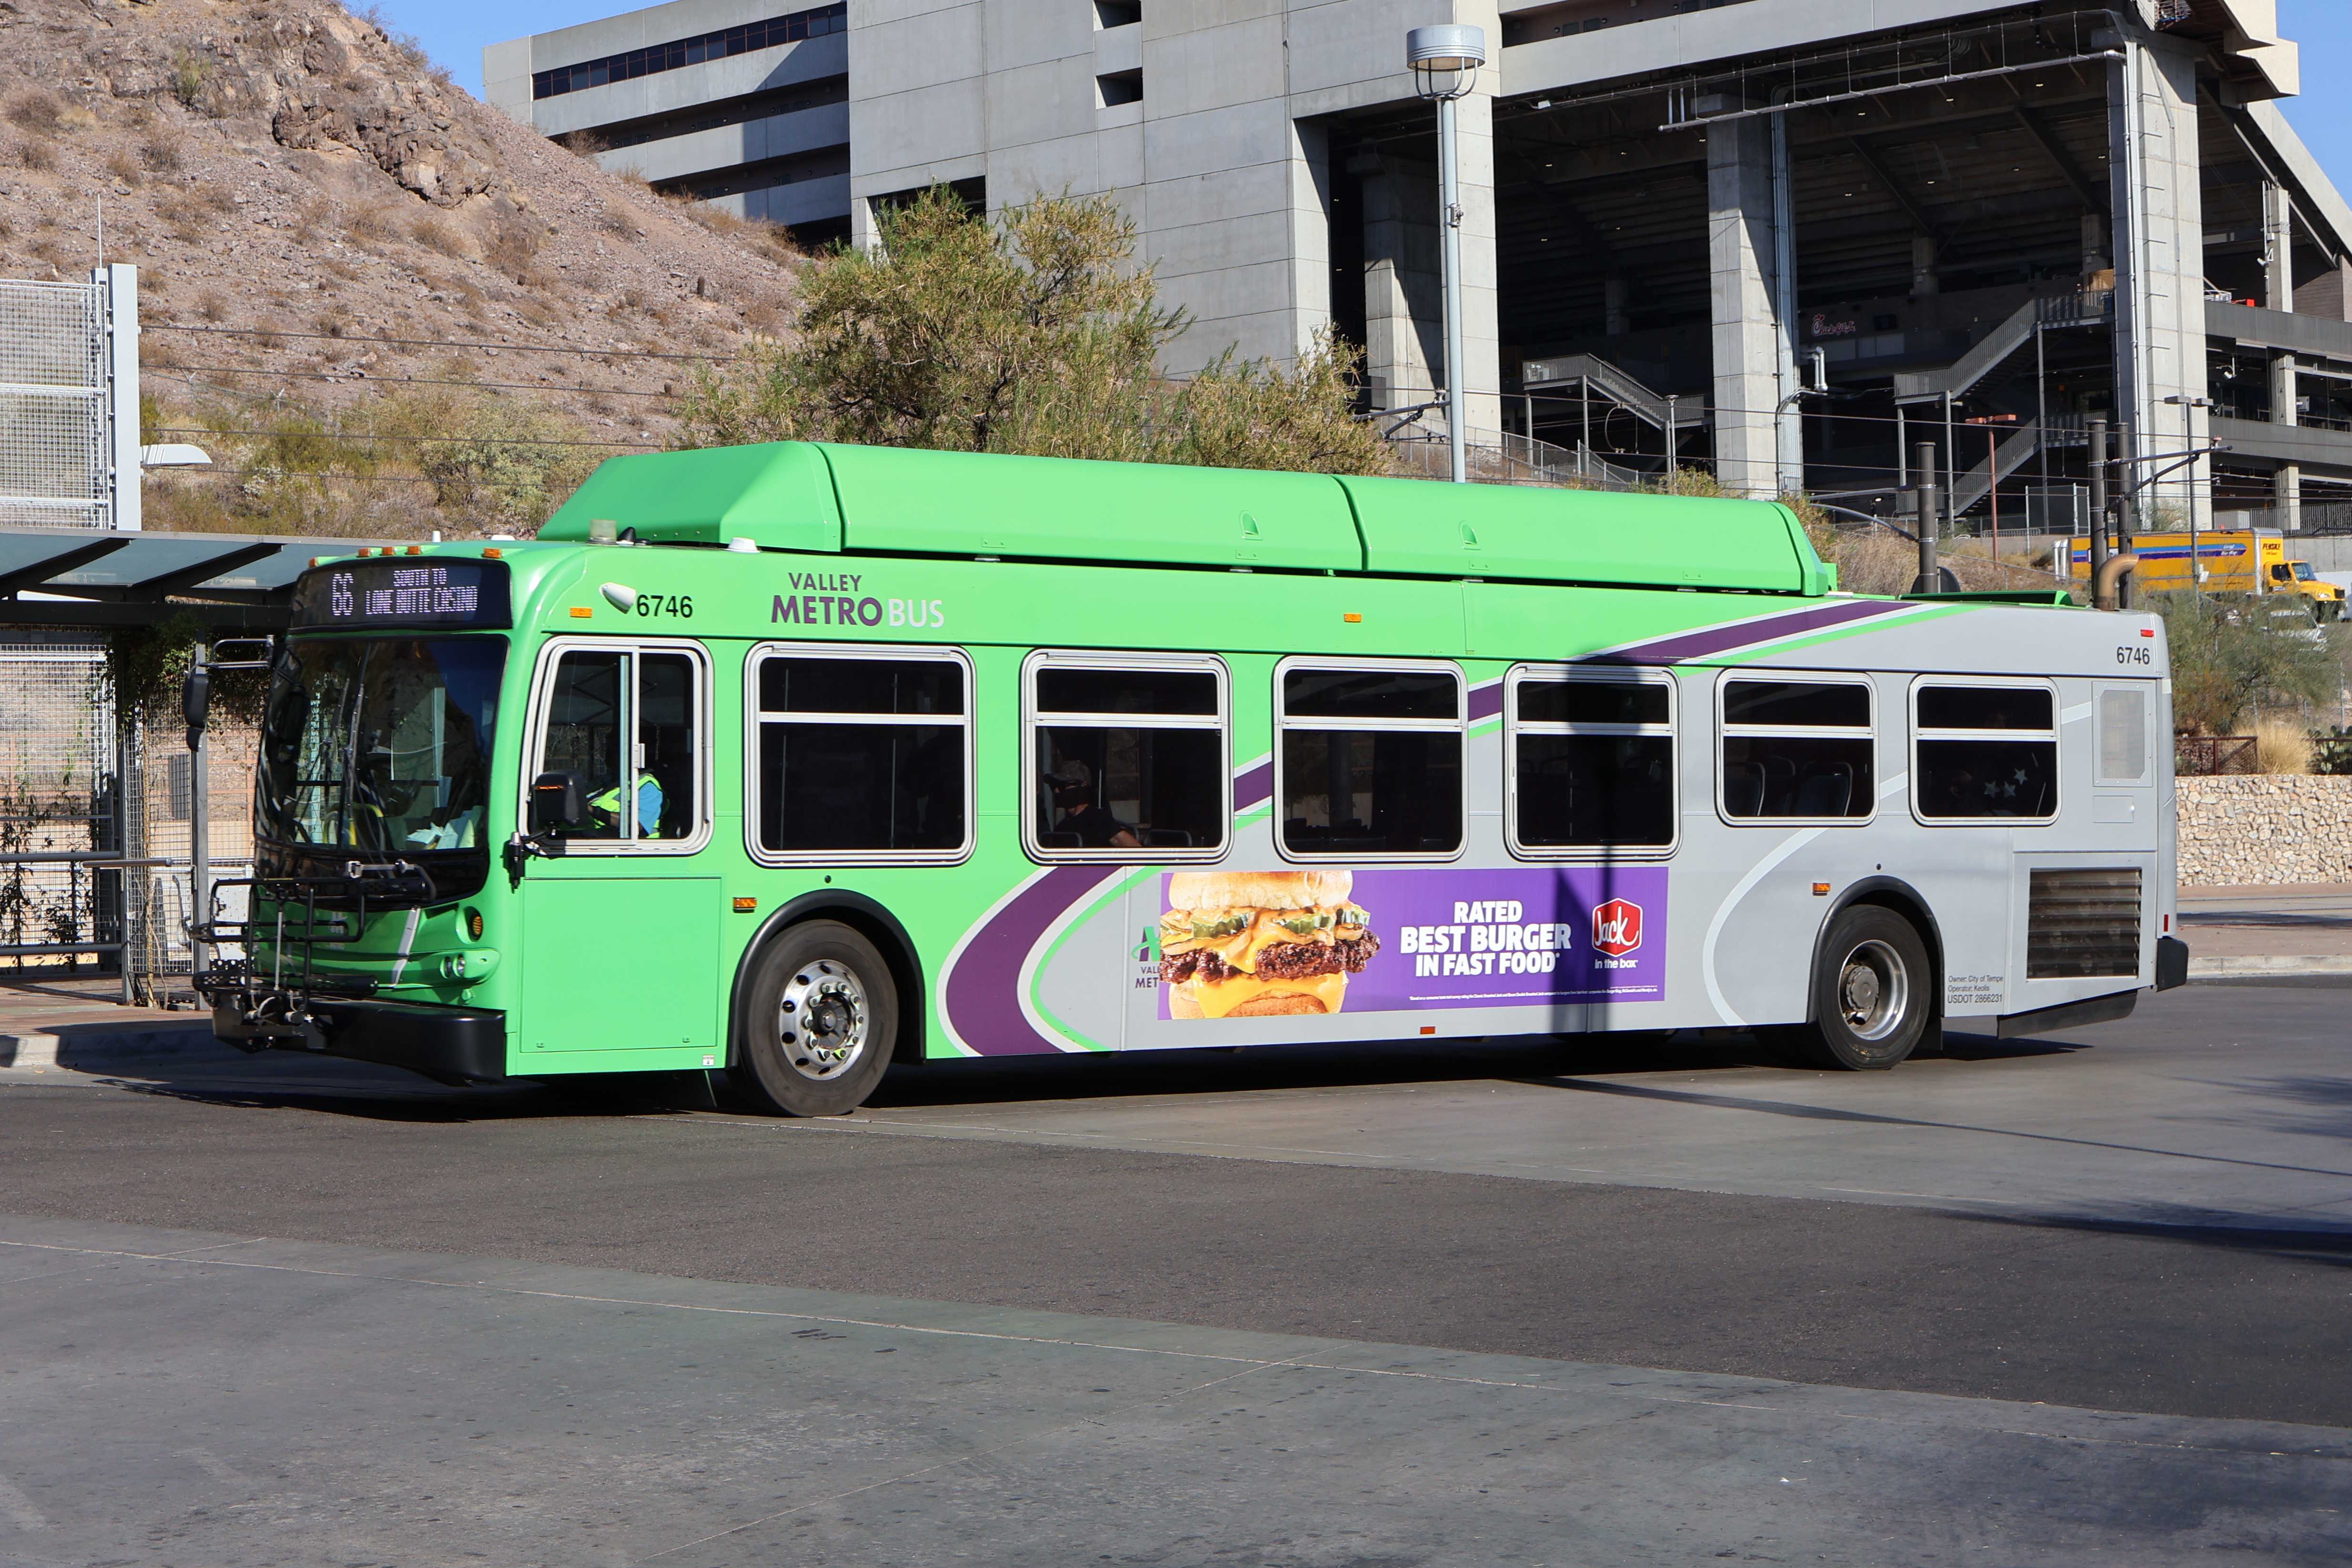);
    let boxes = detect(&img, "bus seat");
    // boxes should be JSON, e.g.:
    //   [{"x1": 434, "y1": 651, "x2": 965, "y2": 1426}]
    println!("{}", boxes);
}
[
  {"x1": 1139, "y1": 829, "x2": 1195, "y2": 848},
  {"x1": 1725, "y1": 763, "x2": 1765, "y2": 817},
  {"x1": 1795, "y1": 763, "x2": 1852, "y2": 817},
  {"x1": 1036, "y1": 830, "x2": 1082, "y2": 849}
]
